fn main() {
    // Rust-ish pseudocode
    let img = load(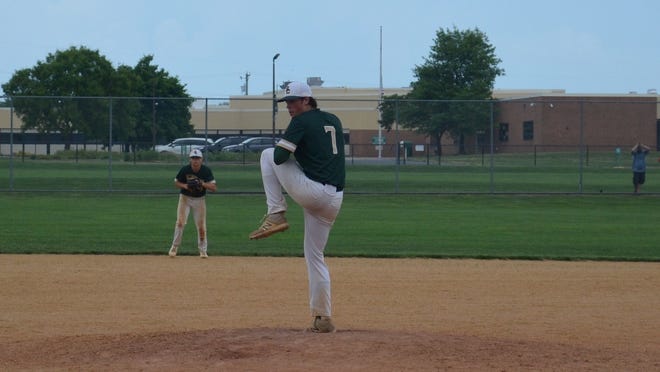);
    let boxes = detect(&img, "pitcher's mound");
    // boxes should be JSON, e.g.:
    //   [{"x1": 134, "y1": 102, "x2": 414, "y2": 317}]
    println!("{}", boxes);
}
[{"x1": 3, "y1": 328, "x2": 650, "y2": 371}]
